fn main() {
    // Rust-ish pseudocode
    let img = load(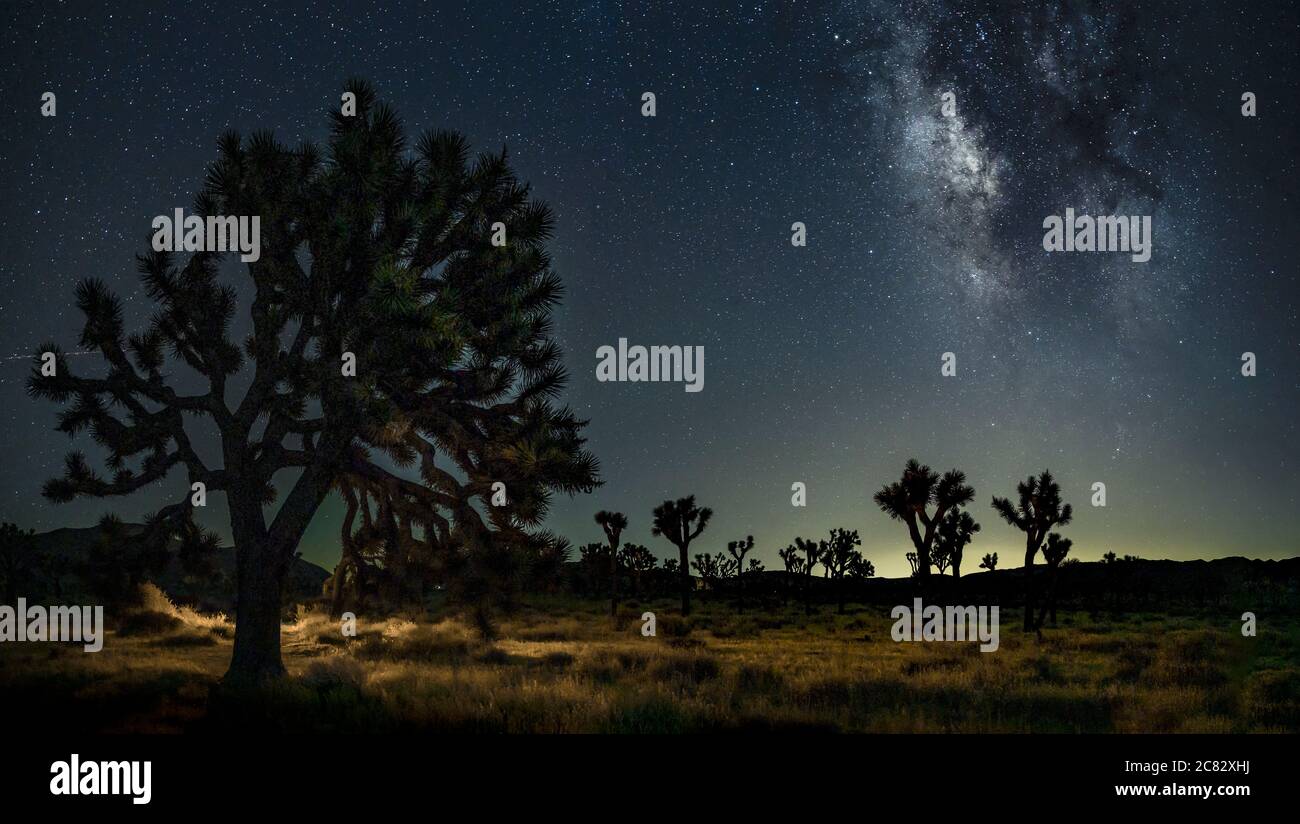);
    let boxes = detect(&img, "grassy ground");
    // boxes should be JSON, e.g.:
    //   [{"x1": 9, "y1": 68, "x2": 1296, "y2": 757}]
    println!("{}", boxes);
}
[{"x1": 2, "y1": 589, "x2": 1297, "y2": 733}]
